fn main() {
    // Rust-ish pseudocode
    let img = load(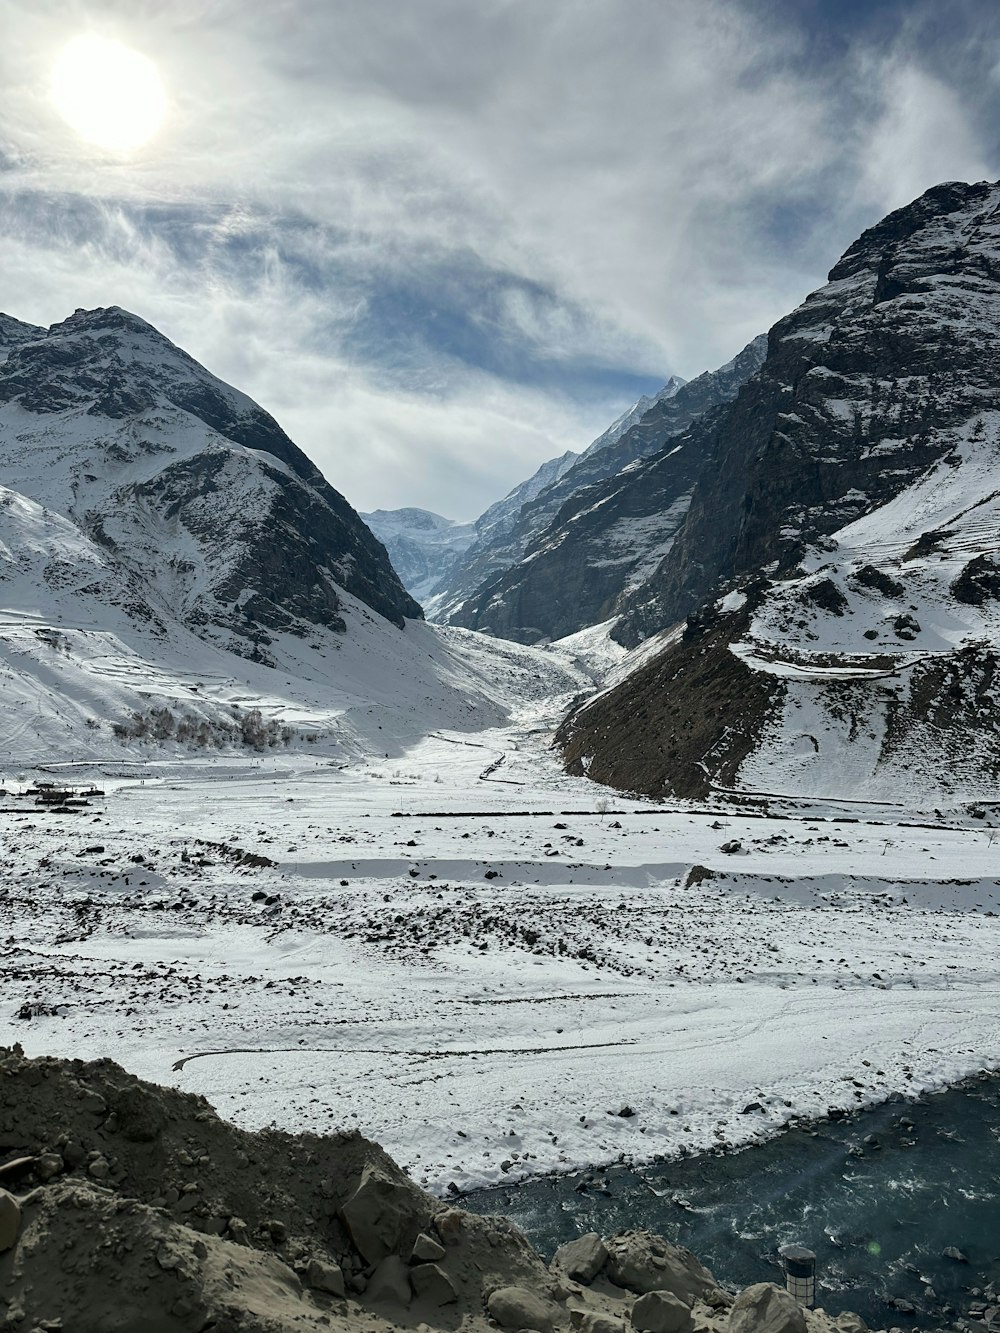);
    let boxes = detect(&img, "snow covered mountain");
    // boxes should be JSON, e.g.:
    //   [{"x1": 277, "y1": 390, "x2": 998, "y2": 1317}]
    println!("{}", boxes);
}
[
  {"x1": 443, "y1": 337, "x2": 766, "y2": 641},
  {"x1": 361, "y1": 507, "x2": 476, "y2": 602},
  {"x1": 559, "y1": 179, "x2": 1000, "y2": 804},
  {"x1": 423, "y1": 375, "x2": 693, "y2": 622},
  {"x1": 0, "y1": 305, "x2": 585, "y2": 761}
]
